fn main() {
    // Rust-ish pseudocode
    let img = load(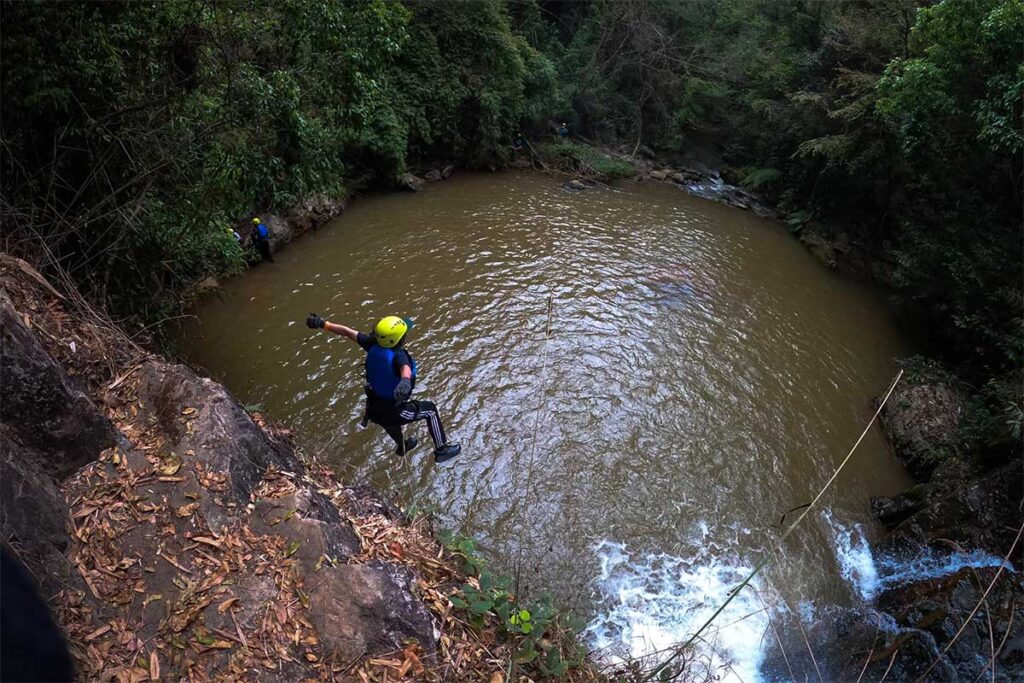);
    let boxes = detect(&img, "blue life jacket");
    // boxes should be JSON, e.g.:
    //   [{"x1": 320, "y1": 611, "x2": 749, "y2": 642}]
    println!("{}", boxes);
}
[
  {"x1": 365, "y1": 344, "x2": 416, "y2": 399},
  {"x1": 256, "y1": 223, "x2": 269, "y2": 239}
]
